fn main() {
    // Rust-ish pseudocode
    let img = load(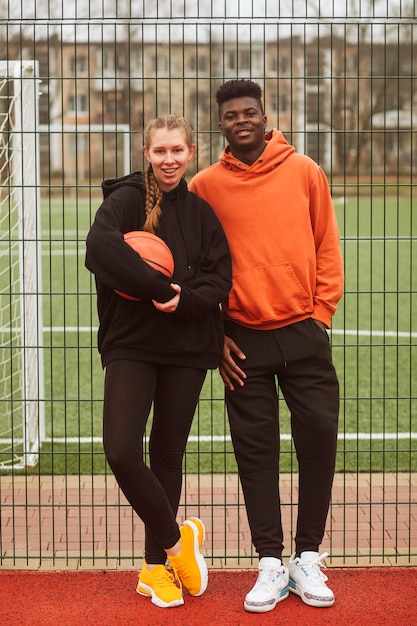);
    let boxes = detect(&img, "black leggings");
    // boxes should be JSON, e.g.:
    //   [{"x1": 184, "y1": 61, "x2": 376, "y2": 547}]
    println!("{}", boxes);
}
[
  {"x1": 102, "y1": 359, "x2": 206, "y2": 564},
  {"x1": 224, "y1": 318, "x2": 339, "y2": 560}
]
